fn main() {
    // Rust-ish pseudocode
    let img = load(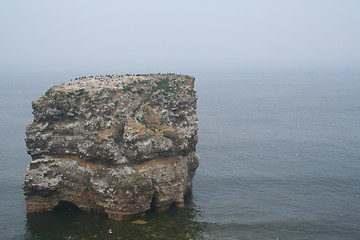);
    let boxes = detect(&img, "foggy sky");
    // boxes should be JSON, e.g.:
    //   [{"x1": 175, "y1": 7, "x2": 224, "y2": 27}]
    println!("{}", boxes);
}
[{"x1": 1, "y1": 0, "x2": 360, "y2": 74}]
